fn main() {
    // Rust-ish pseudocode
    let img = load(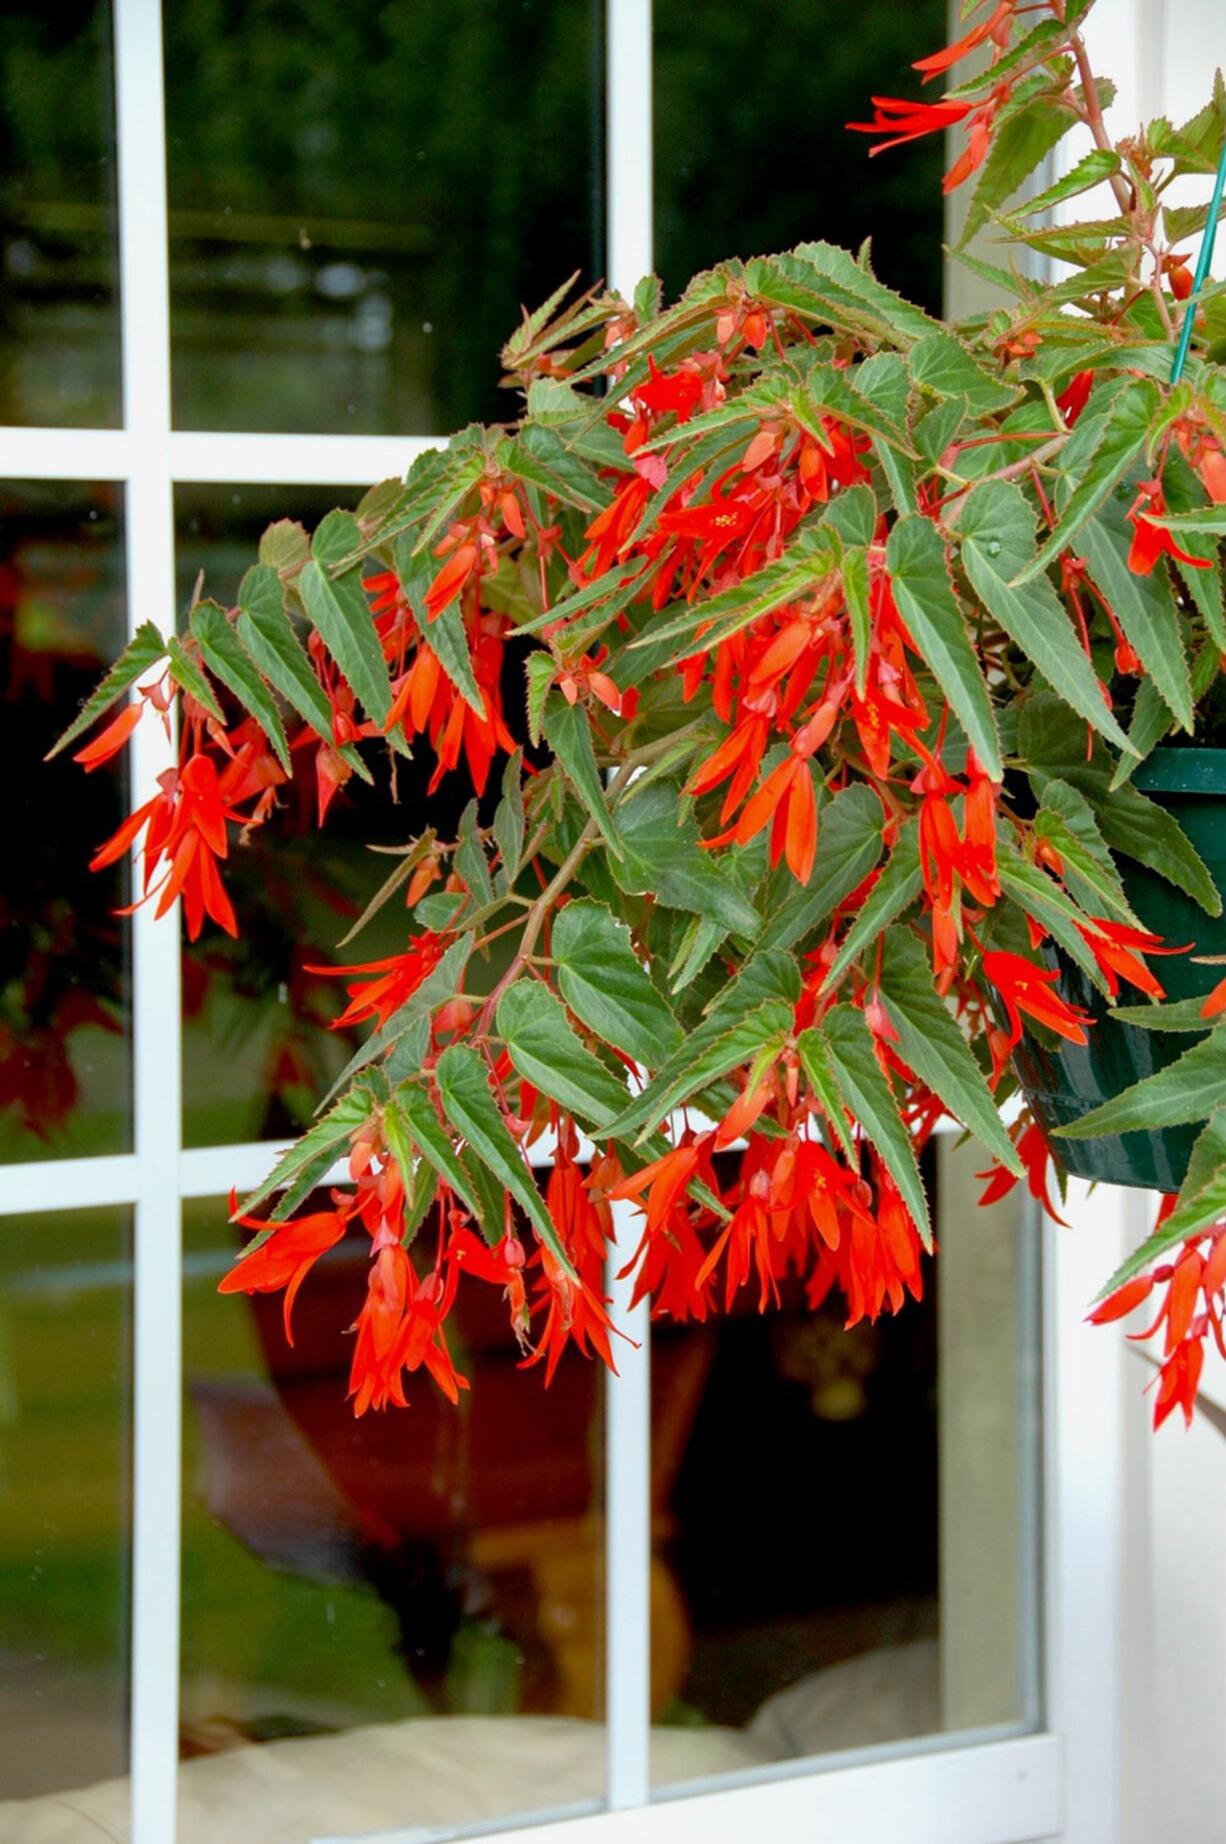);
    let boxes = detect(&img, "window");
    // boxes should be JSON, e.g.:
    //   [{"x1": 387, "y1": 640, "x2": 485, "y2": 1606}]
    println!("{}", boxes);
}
[{"x1": 0, "y1": 3, "x2": 1132, "y2": 1841}]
